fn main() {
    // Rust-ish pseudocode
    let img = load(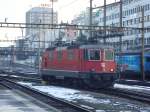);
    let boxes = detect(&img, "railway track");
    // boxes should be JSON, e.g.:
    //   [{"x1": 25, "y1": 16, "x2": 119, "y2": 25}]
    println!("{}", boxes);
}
[
  {"x1": 1, "y1": 74, "x2": 150, "y2": 106},
  {"x1": 98, "y1": 87, "x2": 150, "y2": 104},
  {"x1": 0, "y1": 77, "x2": 93, "y2": 112},
  {"x1": 0, "y1": 74, "x2": 42, "y2": 83},
  {"x1": 115, "y1": 79, "x2": 150, "y2": 87}
]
